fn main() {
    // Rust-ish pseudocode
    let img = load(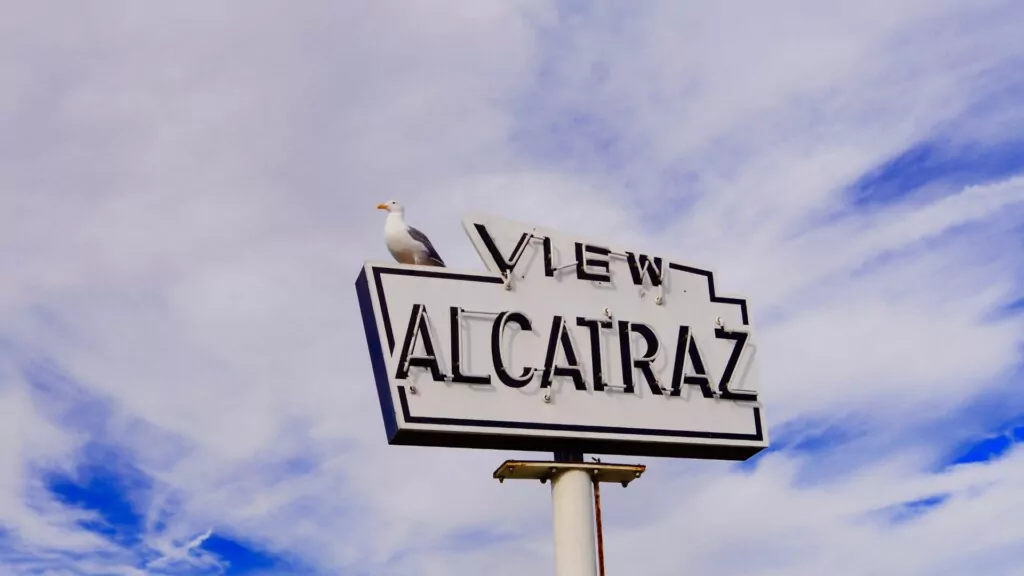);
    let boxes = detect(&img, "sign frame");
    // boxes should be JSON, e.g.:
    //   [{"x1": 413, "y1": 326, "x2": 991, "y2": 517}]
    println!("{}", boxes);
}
[{"x1": 355, "y1": 213, "x2": 768, "y2": 461}]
